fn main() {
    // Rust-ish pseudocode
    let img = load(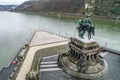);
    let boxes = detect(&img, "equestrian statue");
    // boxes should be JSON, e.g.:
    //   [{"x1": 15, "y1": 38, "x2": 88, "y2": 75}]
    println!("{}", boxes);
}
[{"x1": 76, "y1": 14, "x2": 95, "y2": 39}]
